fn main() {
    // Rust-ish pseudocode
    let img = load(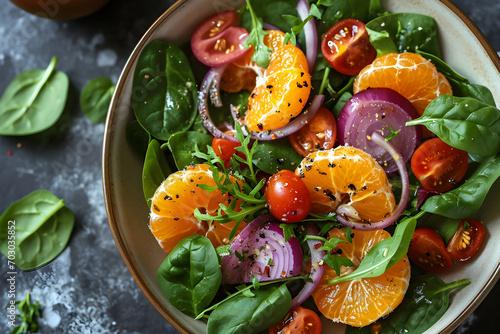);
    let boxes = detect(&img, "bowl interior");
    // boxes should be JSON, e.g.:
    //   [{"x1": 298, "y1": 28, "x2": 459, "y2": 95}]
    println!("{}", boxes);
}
[{"x1": 102, "y1": 0, "x2": 500, "y2": 333}]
